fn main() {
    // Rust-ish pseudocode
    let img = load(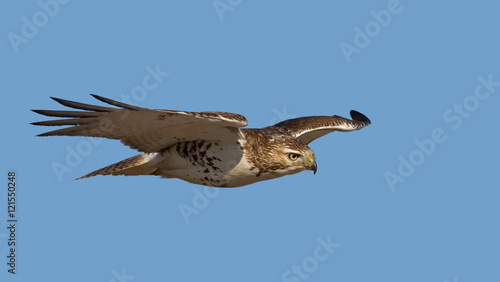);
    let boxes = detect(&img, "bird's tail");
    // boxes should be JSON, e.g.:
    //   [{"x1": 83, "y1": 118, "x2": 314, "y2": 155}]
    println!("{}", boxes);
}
[{"x1": 75, "y1": 153, "x2": 159, "y2": 180}]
